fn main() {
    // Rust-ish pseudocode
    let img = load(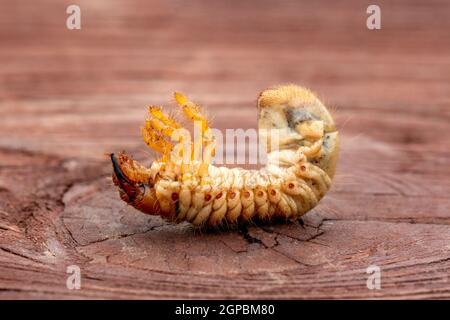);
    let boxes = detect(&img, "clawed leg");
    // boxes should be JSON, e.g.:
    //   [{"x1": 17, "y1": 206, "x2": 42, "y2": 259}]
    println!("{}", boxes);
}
[
  {"x1": 141, "y1": 124, "x2": 172, "y2": 161},
  {"x1": 142, "y1": 105, "x2": 190, "y2": 164},
  {"x1": 174, "y1": 92, "x2": 216, "y2": 177},
  {"x1": 141, "y1": 93, "x2": 215, "y2": 178}
]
